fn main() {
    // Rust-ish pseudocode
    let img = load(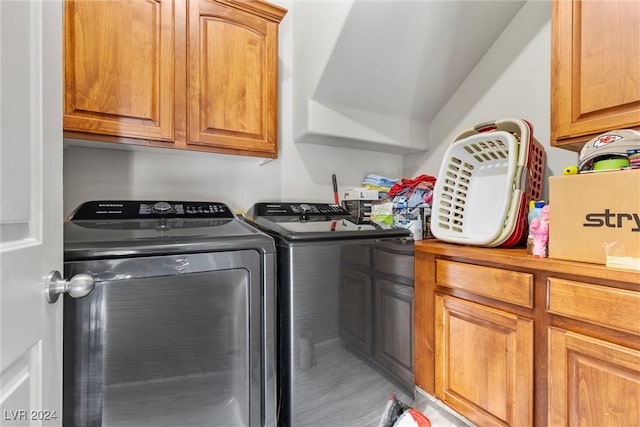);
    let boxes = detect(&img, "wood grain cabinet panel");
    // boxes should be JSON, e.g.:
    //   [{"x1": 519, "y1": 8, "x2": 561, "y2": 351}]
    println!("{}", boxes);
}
[
  {"x1": 374, "y1": 246, "x2": 415, "y2": 280},
  {"x1": 340, "y1": 267, "x2": 373, "y2": 356},
  {"x1": 435, "y1": 295, "x2": 533, "y2": 427},
  {"x1": 436, "y1": 260, "x2": 533, "y2": 308},
  {"x1": 548, "y1": 277, "x2": 640, "y2": 336},
  {"x1": 188, "y1": 0, "x2": 280, "y2": 156},
  {"x1": 64, "y1": 0, "x2": 175, "y2": 141},
  {"x1": 551, "y1": 0, "x2": 640, "y2": 151},
  {"x1": 548, "y1": 327, "x2": 640, "y2": 427},
  {"x1": 414, "y1": 241, "x2": 640, "y2": 426},
  {"x1": 64, "y1": 0, "x2": 286, "y2": 158},
  {"x1": 340, "y1": 243, "x2": 415, "y2": 393},
  {"x1": 374, "y1": 278, "x2": 414, "y2": 387}
]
